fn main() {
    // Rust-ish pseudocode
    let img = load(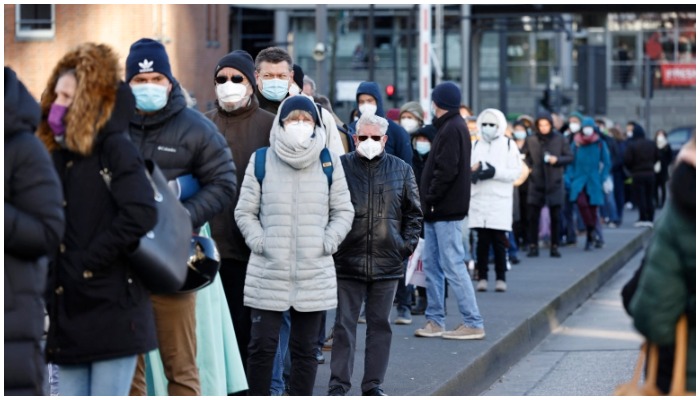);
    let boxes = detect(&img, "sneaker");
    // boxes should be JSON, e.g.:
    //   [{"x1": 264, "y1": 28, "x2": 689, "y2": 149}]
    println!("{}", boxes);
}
[
  {"x1": 509, "y1": 256, "x2": 520, "y2": 265},
  {"x1": 550, "y1": 246, "x2": 561, "y2": 258},
  {"x1": 634, "y1": 220, "x2": 645, "y2": 228},
  {"x1": 476, "y1": 279, "x2": 488, "y2": 292},
  {"x1": 442, "y1": 324, "x2": 486, "y2": 340},
  {"x1": 362, "y1": 387, "x2": 387, "y2": 396},
  {"x1": 394, "y1": 308, "x2": 413, "y2": 325},
  {"x1": 495, "y1": 280, "x2": 507, "y2": 292},
  {"x1": 506, "y1": 259, "x2": 512, "y2": 271},
  {"x1": 314, "y1": 347, "x2": 325, "y2": 364},
  {"x1": 607, "y1": 222, "x2": 618, "y2": 228},
  {"x1": 322, "y1": 328, "x2": 333, "y2": 351},
  {"x1": 414, "y1": 320, "x2": 445, "y2": 338},
  {"x1": 526, "y1": 246, "x2": 539, "y2": 257},
  {"x1": 643, "y1": 221, "x2": 654, "y2": 228},
  {"x1": 328, "y1": 385, "x2": 347, "y2": 396}
]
